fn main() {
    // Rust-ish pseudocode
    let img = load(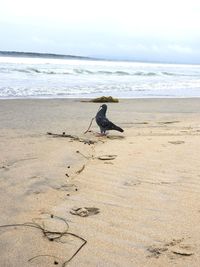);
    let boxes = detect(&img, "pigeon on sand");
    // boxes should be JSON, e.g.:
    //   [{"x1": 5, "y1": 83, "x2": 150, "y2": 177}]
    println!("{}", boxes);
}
[{"x1": 95, "y1": 104, "x2": 124, "y2": 135}]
